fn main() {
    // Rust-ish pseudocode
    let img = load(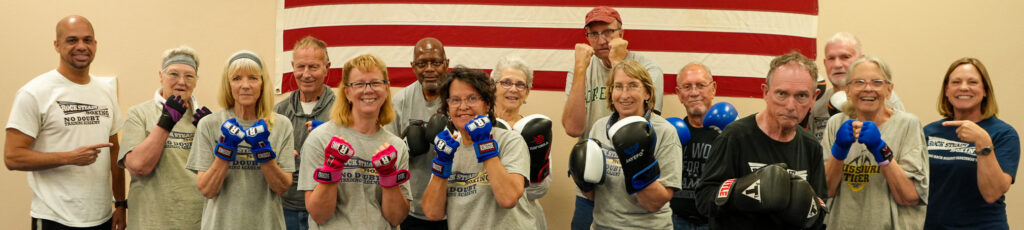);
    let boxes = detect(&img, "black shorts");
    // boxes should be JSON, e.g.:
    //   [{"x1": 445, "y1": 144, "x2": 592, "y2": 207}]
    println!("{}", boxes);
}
[{"x1": 31, "y1": 217, "x2": 111, "y2": 230}]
